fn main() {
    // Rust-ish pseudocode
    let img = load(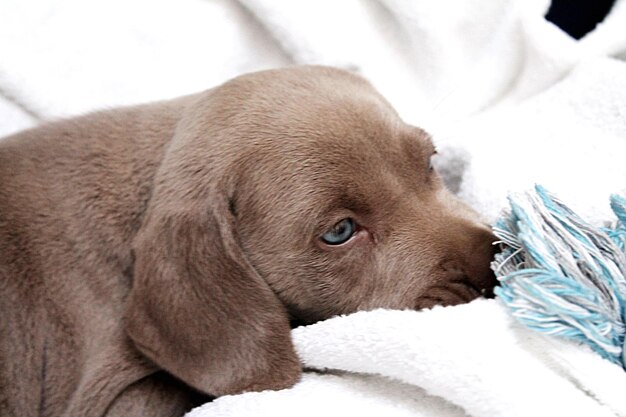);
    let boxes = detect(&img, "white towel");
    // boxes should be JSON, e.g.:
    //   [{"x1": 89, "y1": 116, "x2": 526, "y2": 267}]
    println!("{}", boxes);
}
[
  {"x1": 187, "y1": 300, "x2": 626, "y2": 417},
  {"x1": 0, "y1": 0, "x2": 289, "y2": 122},
  {"x1": 237, "y1": 0, "x2": 555, "y2": 128},
  {"x1": 439, "y1": 56, "x2": 626, "y2": 225},
  {"x1": 0, "y1": 96, "x2": 35, "y2": 138}
]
